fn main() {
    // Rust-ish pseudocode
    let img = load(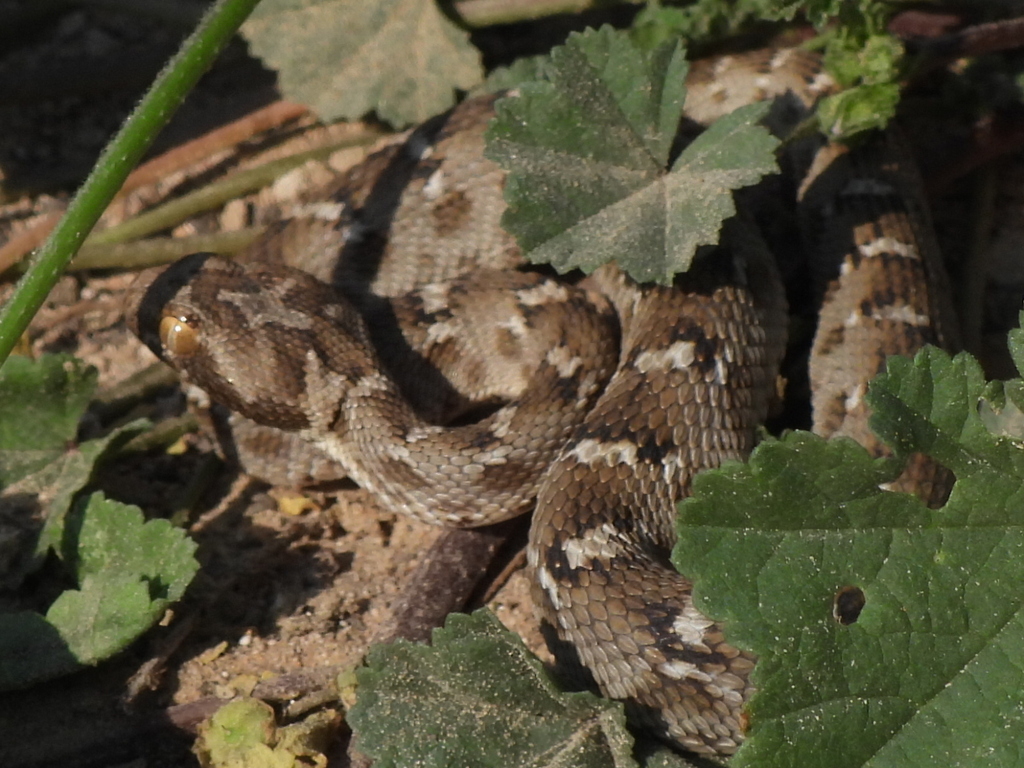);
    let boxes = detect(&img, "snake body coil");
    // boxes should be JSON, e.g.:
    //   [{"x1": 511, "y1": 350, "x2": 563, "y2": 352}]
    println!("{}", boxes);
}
[{"x1": 126, "y1": 48, "x2": 955, "y2": 755}]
